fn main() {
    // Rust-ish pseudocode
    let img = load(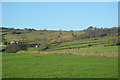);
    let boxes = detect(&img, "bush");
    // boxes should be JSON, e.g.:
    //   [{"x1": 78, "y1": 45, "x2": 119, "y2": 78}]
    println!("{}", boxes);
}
[
  {"x1": 3, "y1": 41, "x2": 7, "y2": 45},
  {"x1": 100, "y1": 37, "x2": 118, "y2": 46},
  {"x1": 10, "y1": 30, "x2": 17, "y2": 34},
  {"x1": 5, "y1": 44, "x2": 27, "y2": 53}
]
